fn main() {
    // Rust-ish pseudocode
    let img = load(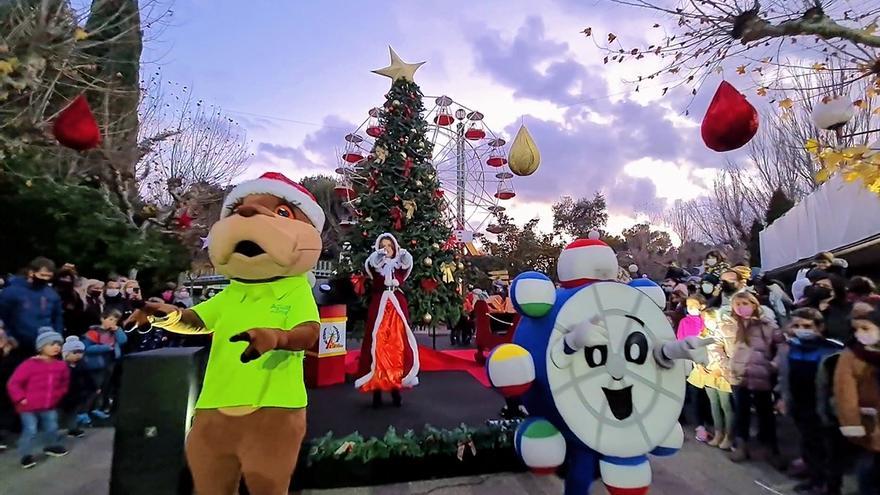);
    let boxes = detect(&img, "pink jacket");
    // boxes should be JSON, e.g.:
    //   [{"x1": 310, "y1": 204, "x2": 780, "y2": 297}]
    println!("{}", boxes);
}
[
  {"x1": 6, "y1": 357, "x2": 70, "y2": 413},
  {"x1": 676, "y1": 315, "x2": 705, "y2": 340}
]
